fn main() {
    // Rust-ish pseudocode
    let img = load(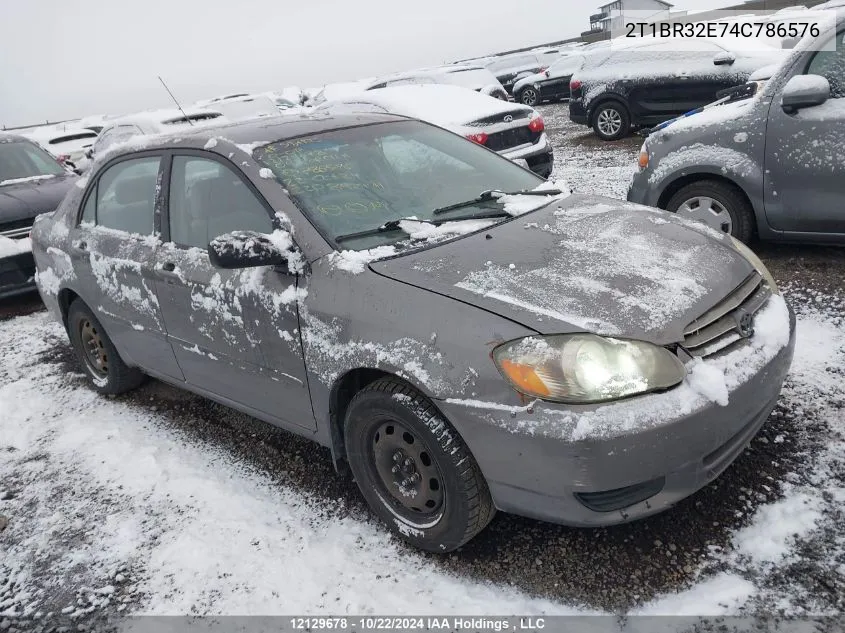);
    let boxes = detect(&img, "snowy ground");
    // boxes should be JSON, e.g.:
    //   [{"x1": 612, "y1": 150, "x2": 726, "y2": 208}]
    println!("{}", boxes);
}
[{"x1": 1, "y1": 103, "x2": 844, "y2": 631}]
